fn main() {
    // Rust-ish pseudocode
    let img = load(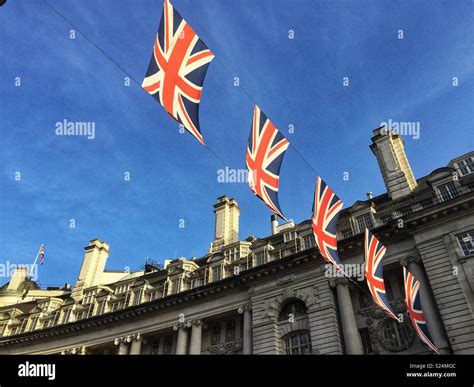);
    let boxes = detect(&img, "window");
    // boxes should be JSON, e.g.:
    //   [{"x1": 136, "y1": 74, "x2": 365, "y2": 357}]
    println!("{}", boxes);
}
[
  {"x1": 30, "y1": 316, "x2": 39, "y2": 330},
  {"x1": 19, "y1": 319, "x2": 28, "y2": 334},
  {"x1": 0, "y1": 323, "x2": 6, "y2": 336},
  {"x1": 111, "y1": 302, "x2": 123, "y2": 312},
  {"x1": 283, "y1": 331, "x2": 312, "y2": 355},
  {"x1": 341, "y1": 228, "x2": 353, "y2": 239},
  {"x1": 302, "y1": 235, "x2": 314, "y2": 250},
  {"x1": 383, "y1": 320, "x2": 410, "y2": 350},
  {"x1": 359, "y1": 328, "x2": 373, "y2": 354},
  {"x1": 438, "y1": 182, "x2": 459, "y2": 202},
  {"x1": 210, "y1": 323, "x2": 221, "y2": 345},
  {"x1": 212, "y1": 266, "x2": 222, "y2": 282},
  {"x1": 115, "y1": 284, "x2": 130, "y2": 295},
  {"x1": 95, "y1": 300, "x2": 106, "y2": 315},
  {"x1": 357, "y1": 213, "x2": 373, "y2": 232},
  {"x1": 134, "y1": 289, "x2": 143, "y2": 305},
  {"x1": 455, "y1": 156, "x2": 474, "y2": 177},
  {"x1": 225, "y1": 320, "x2": 236, "y2": 342},
  {"x1": 83, "y1": 292, "x2": 94, "y2": 305},
  {"x1": 279, "y1": 300, "x2": 308, "y2": 322},
  {"x1": 52, "y1": 311, "x2": 61, "y2": 326},
  {"x1": 255, "y1": 251, "x2": 266, "y2": 266},
  {"x1": 62, "y1": 309, "x2": 72, "y2": 324},
  {"x1": 284, "y1": 232, "x2": 297, "y2": 243},
  {"x1": 456, "y1": 231, "x2": 474, "y2": 257}
]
